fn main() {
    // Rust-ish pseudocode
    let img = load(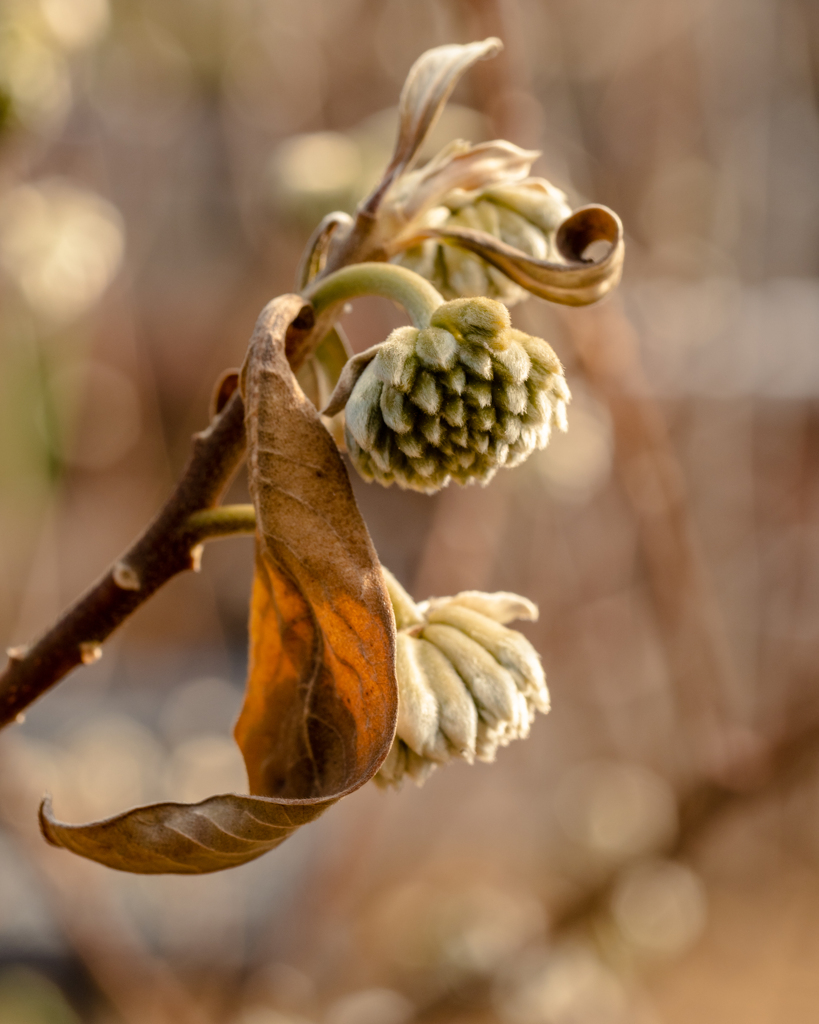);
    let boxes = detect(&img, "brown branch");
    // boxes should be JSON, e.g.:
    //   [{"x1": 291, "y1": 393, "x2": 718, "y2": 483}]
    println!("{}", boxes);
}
[{"x1": 0, "y1": 294, "x2": 313, "y2": 730}]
